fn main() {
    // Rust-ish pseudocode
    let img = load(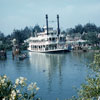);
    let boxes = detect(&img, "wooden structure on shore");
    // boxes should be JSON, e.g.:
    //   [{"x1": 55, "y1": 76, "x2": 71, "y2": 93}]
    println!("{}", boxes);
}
[
  {"x1": 0, "y1": 50, "x2": 7, "y2": 60},
  {"x1": 12, "y1": 45, "x2": 21, "y2": 60}
]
